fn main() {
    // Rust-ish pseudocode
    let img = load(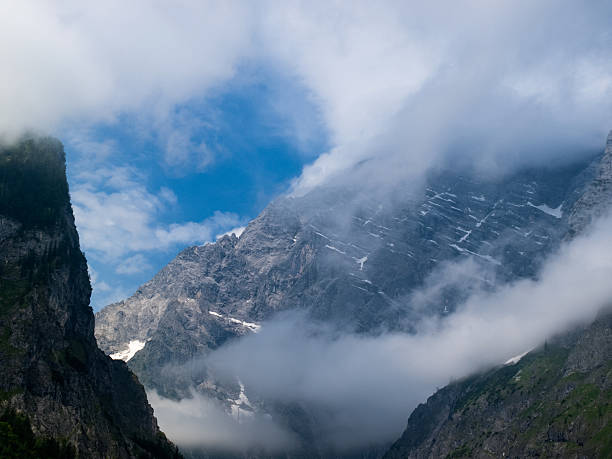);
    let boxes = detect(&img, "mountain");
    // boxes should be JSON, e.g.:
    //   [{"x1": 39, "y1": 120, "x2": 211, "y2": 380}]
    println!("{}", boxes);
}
[
  {"x1": 0, "y1": 136, "x2": 180, "y2": 458},
  {"x1": 384, "y1": 309, "x2": 612, "y2": 458},
  {"x1": 383, "y1": 131, "x2": 612, "y2": 458},
  {"x1": 95, "y1": 132, "x2": 608, "y2": 454}
]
